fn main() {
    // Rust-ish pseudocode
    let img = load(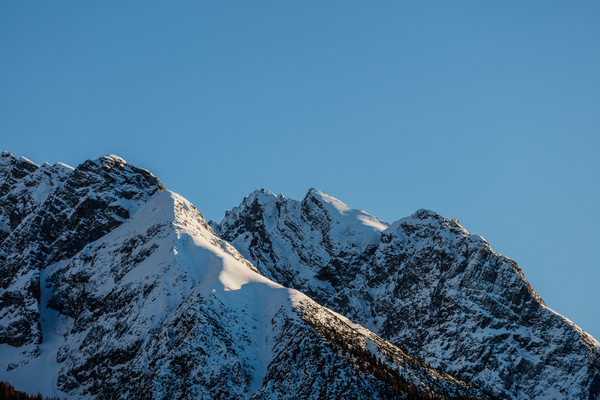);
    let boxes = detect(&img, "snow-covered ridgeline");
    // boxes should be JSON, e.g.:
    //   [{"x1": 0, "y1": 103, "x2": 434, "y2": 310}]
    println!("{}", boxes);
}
[
  {"x1": 0, "y1": 153, "x2": 487, "y2": 399},
  {"x1": 217, "y1": 188, "x2": 600, "y2": 400}
]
